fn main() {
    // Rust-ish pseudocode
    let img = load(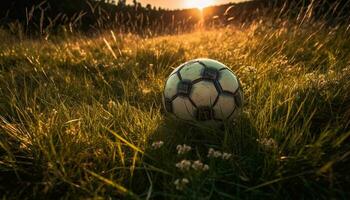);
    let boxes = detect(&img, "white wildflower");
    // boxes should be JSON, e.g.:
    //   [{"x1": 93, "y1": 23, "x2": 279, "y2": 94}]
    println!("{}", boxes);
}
[
  {"x1": 207, "y1": 148, "x2": 222, "y2": 158},
  {"x1": 151, "y1": 141, "x2": 164, "y2": 149},
  {"x1": 257, "y1": 138, "x2": 278, "y2": 150},
  {"x1": 203, "y1": 164, "x2": 210, "y2": 171},
  {"x1": 175, "y1": 160, "x2": 191, "y2": 171},
  {"x1": 213, "y1": 151, "x2": 222, "y2": 158},
  {"x1": 107, "y1": 100, "x2": 116, "y2": 109},
  {"x1": 191, "y1": 160, "x2": 204, "y2": 171},
  {"x1": 52, "y1": 109, "x2": 58, "y2": 115},
  {"x1": 176, "y1": 144, "x2": 192, "y2": 155},
  {"x1": 207, "y1": 148, "x2": 215, "y2": 157},
  {"x1": 222, "y1": 152, "x2": 232, "y2": 160},
  {"x1": 174, "y1": 178, "x2": 189, "y2": 190}
]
